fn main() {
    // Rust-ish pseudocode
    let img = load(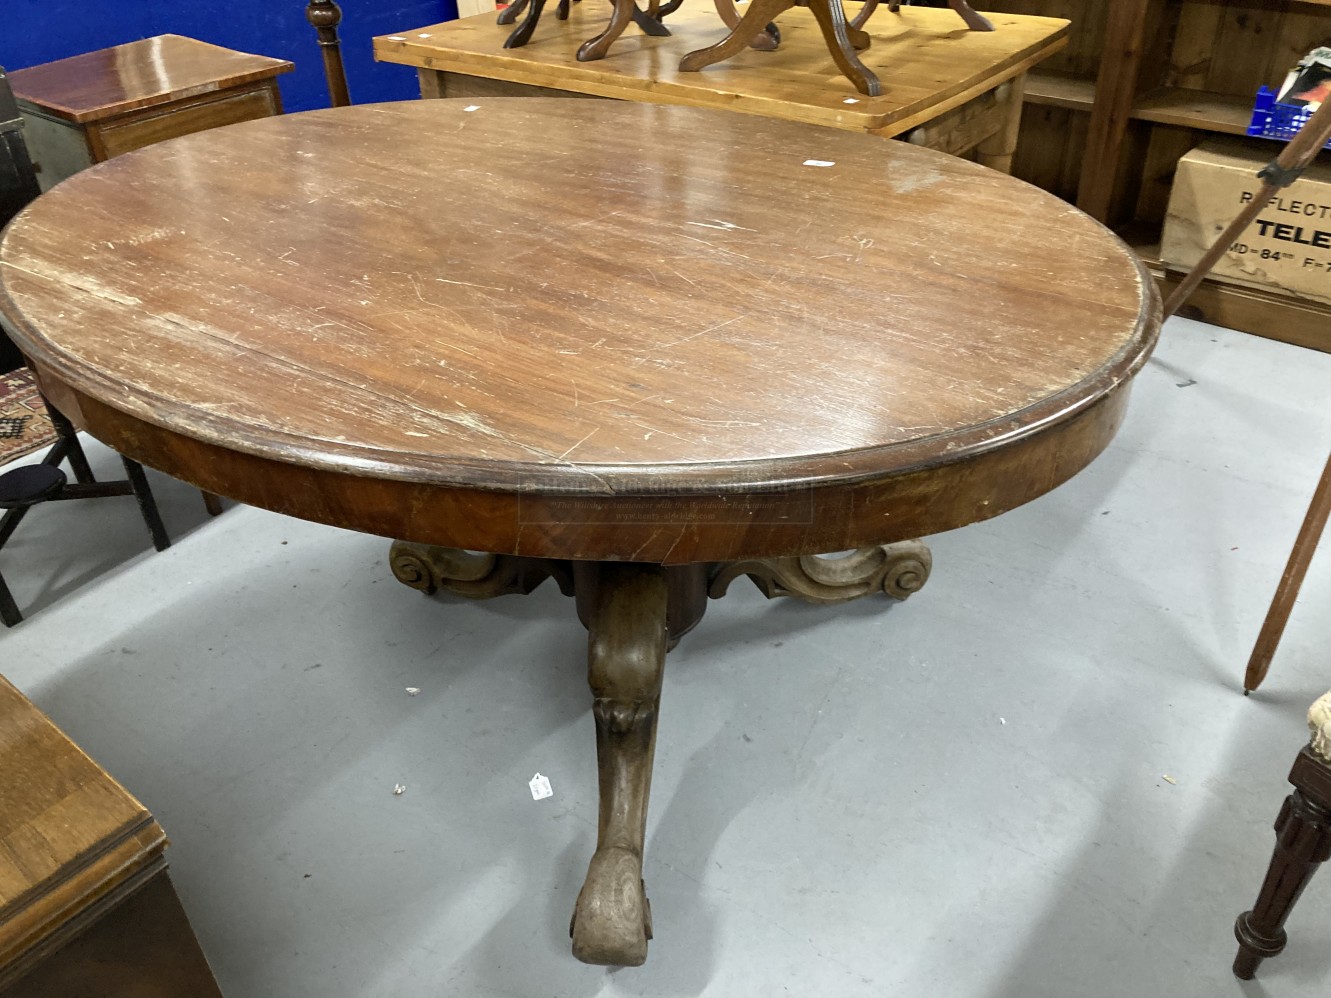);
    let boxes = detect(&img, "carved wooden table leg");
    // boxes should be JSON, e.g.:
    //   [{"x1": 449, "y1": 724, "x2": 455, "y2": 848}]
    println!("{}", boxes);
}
[
  {"x1": 680, "y1": 0, "x2": 796, "y2": 74},
  {"x1": 887, "y1": 0, "x2": 993, "y2": 31},
  {"x1": 496, "y1": 0, "x2": 529, "y2": 26},
  {"x1": 501, "y1": 0, "x2": 550, "y2": 49},
  {"x1": 946, "y1": 0, "x2": 993, "y2": 32},
  {"x1": 850, "y1": 0, "x2": 879, "y2": 33},
  {"x1": 563, "y1": 562, "x2": 669, "y2": 964},
  {"x1": 714, "y1": 0, "x2": 783, "y2": 52},
  {"x1": 387, "y1": 540, "x2": 921, "y2": 964},
  {"x1": 1234, "y1": 743, "x2": 1331, "y2": 979},
  {"x1": 708, "y1": 540, "x2": 931, "y2": 603},
  {"x1": 806, "y1": 0, "x2": 880, "y2": 95},
  {"x1": 578, "y1": 0, "x2": 648, "y2": 61},
  {"x1": 500, "y1": 0, "x2": 583, "y2": 48}
]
